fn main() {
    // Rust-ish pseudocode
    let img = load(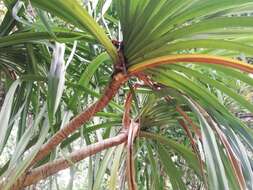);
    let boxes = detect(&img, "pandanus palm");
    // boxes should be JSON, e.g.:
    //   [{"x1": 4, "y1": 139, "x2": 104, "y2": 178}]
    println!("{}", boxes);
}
[{"x1": 1, "y1": 0, "x2": 253, "y2": 189}]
